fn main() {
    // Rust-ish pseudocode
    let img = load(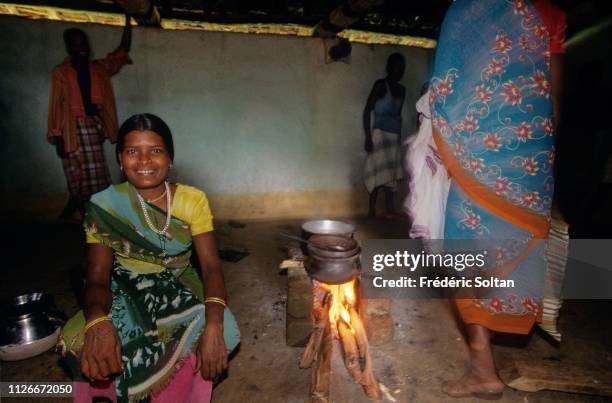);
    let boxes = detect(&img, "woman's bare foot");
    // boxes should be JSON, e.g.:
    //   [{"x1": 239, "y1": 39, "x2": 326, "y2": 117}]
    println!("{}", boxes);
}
[
  {"x1": 443, "y1": 324, "x2": 504, "y2": 398},
  {"x1": 442, "y1": 369, "x2": 504, "y2": 397}
]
